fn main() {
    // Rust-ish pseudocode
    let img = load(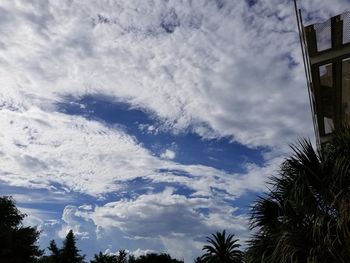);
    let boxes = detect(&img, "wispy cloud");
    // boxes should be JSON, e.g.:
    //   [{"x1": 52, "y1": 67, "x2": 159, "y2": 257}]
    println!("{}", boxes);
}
[
  {"x1": 0, "y1": 0, "x2": 348, "y2": 262},
  {"x1": 0, "y1": 104, "x2": 280, "y2": 197},
  {"x1": 0, "y1": 0, "x2": 324, "y2": 147}
]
